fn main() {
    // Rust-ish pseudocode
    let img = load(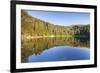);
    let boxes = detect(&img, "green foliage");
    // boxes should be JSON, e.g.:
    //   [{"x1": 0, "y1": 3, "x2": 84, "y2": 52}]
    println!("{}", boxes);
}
[
  {"x1": 21, "y1": 10, "x2": 90, "y2": 62},
  {"x1": 21, "y1": 10, "x2": 90, "y2": 39}
]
